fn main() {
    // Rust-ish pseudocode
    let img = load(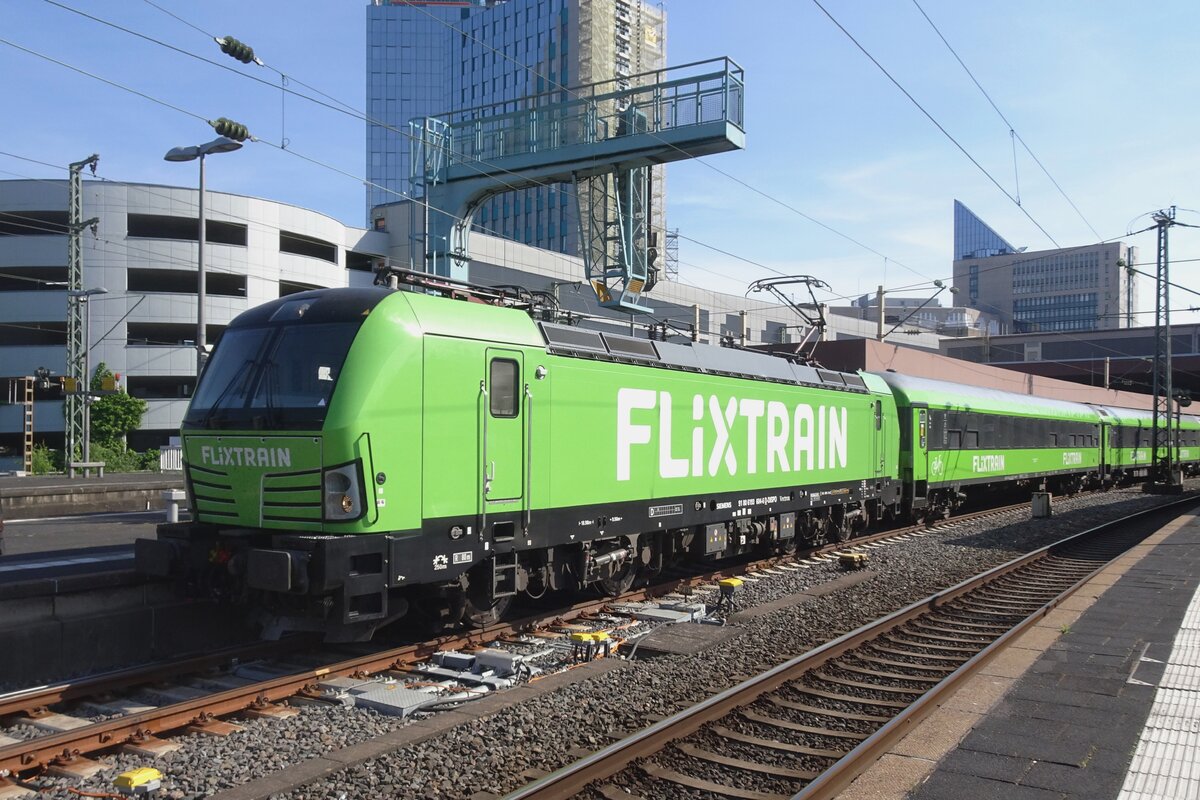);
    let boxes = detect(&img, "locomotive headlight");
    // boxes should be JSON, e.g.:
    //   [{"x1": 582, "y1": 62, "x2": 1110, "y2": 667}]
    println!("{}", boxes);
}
[{"x1": 323, "y1": 462, "x2": 364, "y2": 521}]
